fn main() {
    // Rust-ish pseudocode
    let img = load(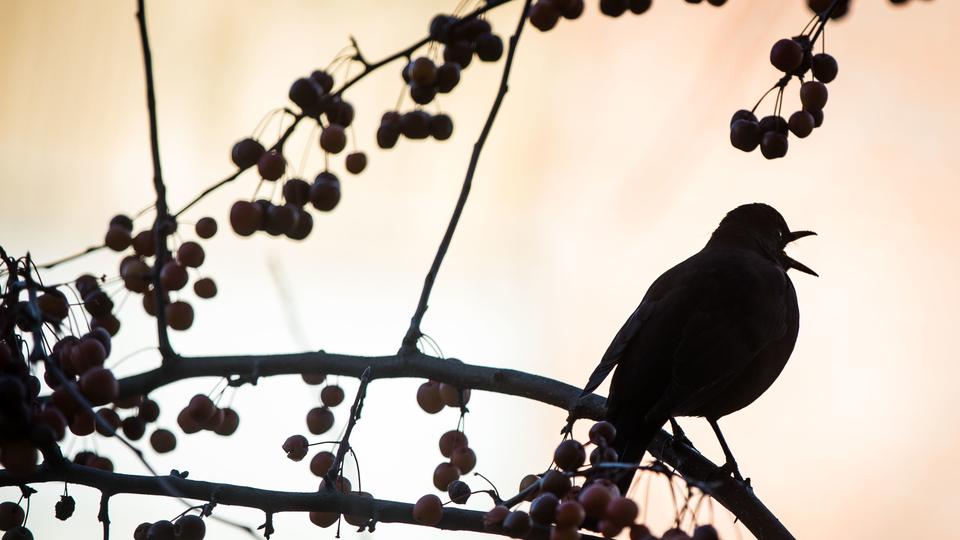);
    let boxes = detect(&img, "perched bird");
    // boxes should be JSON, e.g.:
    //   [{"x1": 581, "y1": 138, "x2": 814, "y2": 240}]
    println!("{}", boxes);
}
[{"x1": 580, "y1": 203, "x2": 816, "y2": 493}]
